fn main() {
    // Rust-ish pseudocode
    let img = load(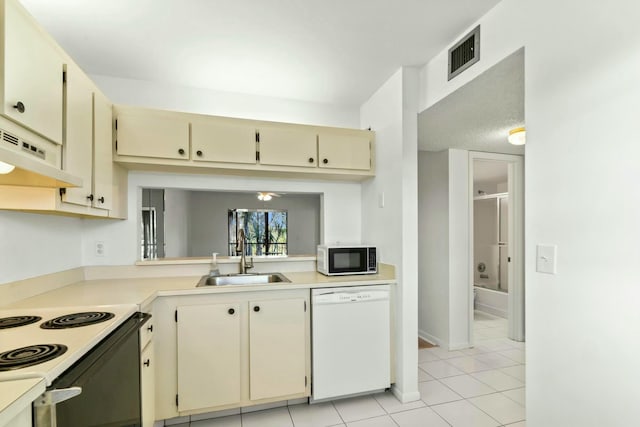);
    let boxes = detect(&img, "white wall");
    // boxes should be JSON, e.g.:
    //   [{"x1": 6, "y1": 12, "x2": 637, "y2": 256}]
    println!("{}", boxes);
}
[
  {"x1": 447, "y1": 150, "x2": 470, "y2": 349},
  {"x1": 418, "y1": 151, "x2": 449, "y2": 344},
  {"x1": 0, "y1": 211, "x2": 83, "y2": 284},
  {"x1": 164, "y1": 188, "x2": 189, "y2": 258},
  {"x1": 421, "y1": 0, "x2": 640, "y2": 424},
  {"x1": 360, "y1": 67, "x2": 419, "y2": 403},
  {"x1": 82, "y1": 172, "x2": 361, "y2": 266},
  {"x1": 417, "y1": 149, "x2": 470, "y2": 349},
  {"x1": 91, "y1": 74, "x2": 360, "y2": 129}
]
